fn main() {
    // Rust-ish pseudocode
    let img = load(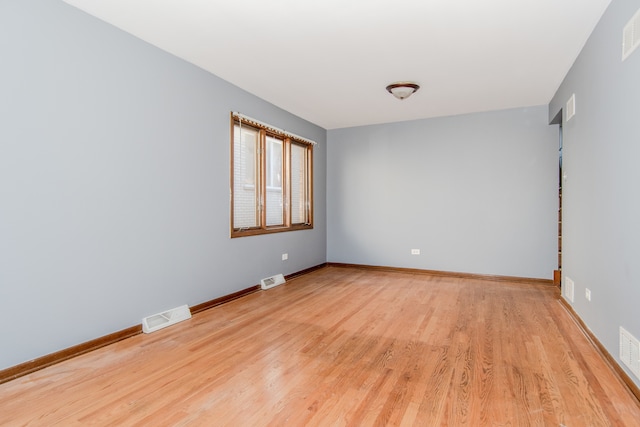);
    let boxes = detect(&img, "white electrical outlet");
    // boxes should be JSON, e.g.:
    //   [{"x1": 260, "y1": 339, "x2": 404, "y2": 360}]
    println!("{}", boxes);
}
[
  {"x1": 282, "y1": 253, "x2": 288, "y2": 261},
  {"x1": 411, "y1": 249, "x2": 420, "y2": 255},
  {"x1": 585, "y1": 288, "x2": 591, "y2": 301}
]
